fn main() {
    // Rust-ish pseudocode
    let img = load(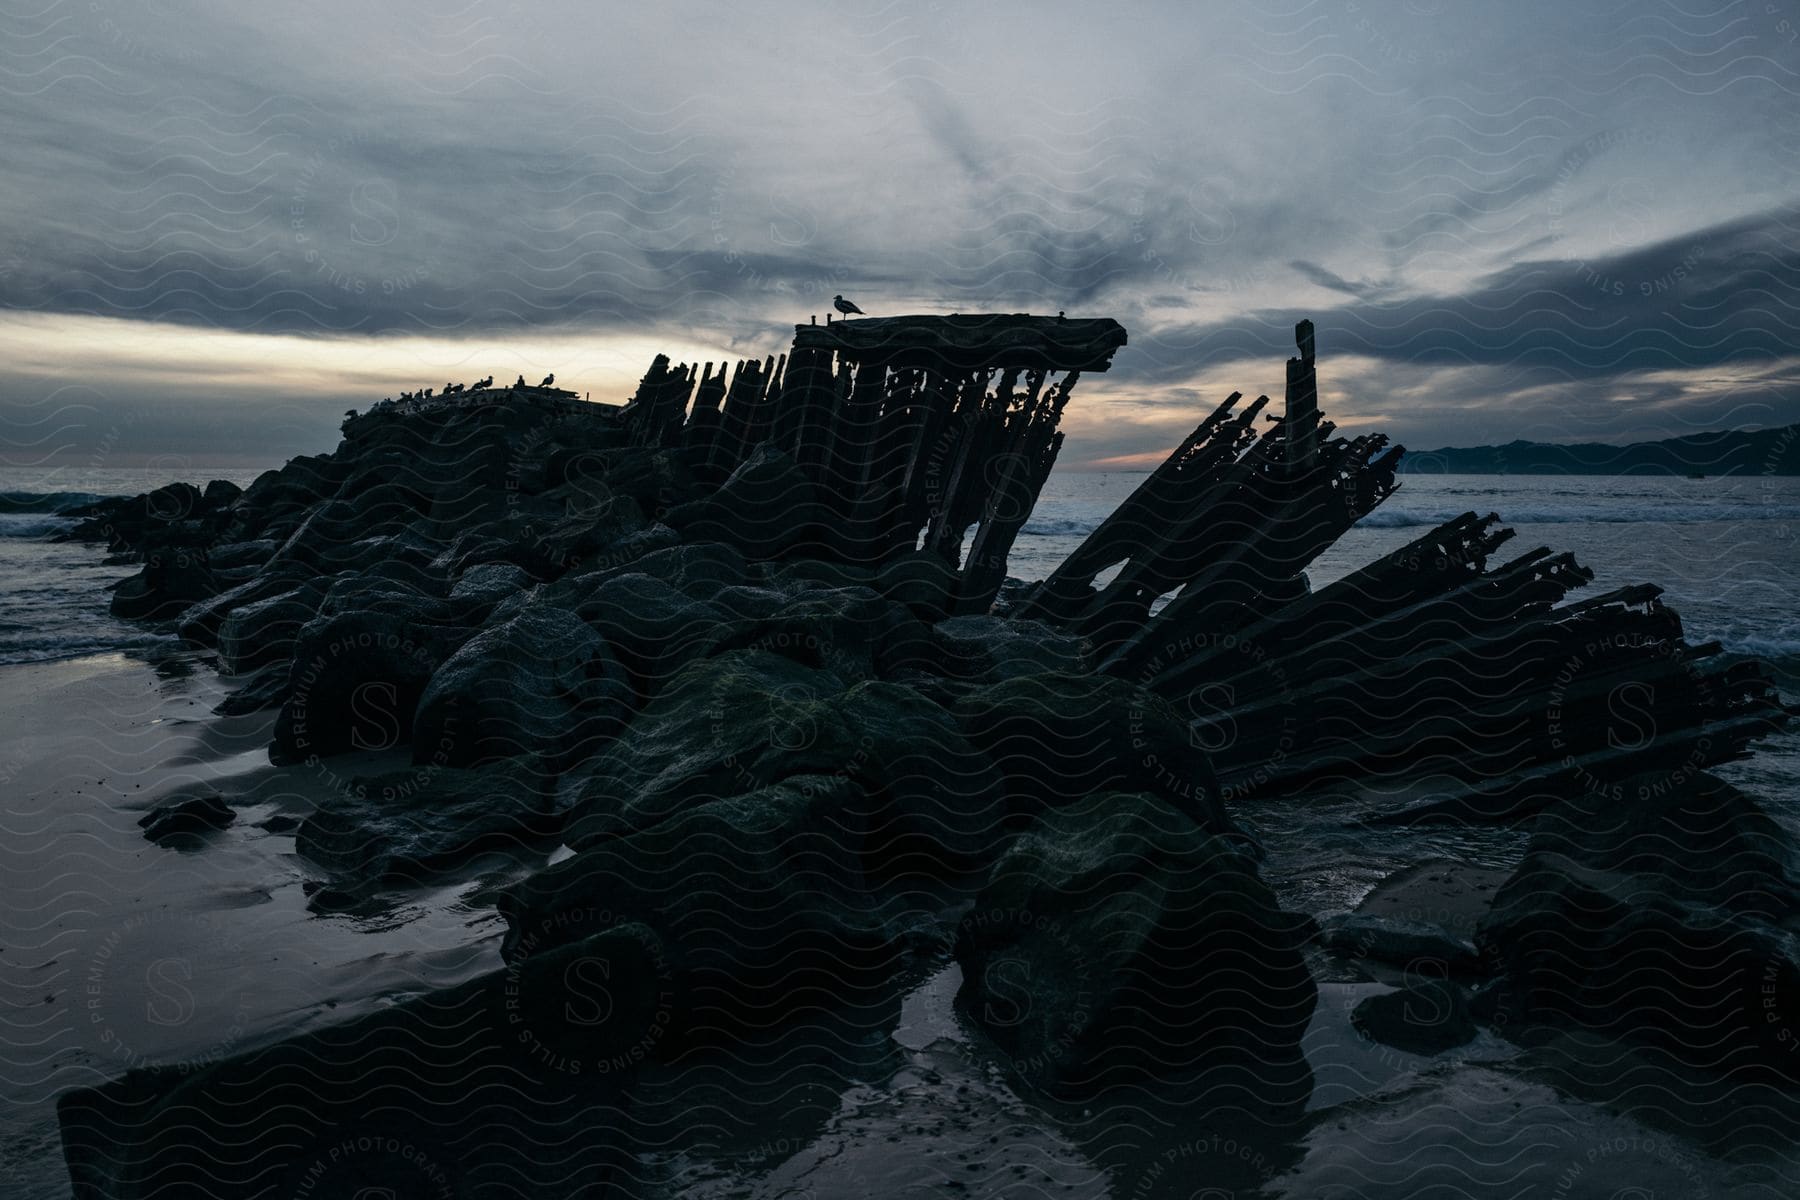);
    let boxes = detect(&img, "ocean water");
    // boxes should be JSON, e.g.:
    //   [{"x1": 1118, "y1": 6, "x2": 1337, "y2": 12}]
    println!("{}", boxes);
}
[{"x1": 0, "y1": 468, "x2": 264, "y2": 665}]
